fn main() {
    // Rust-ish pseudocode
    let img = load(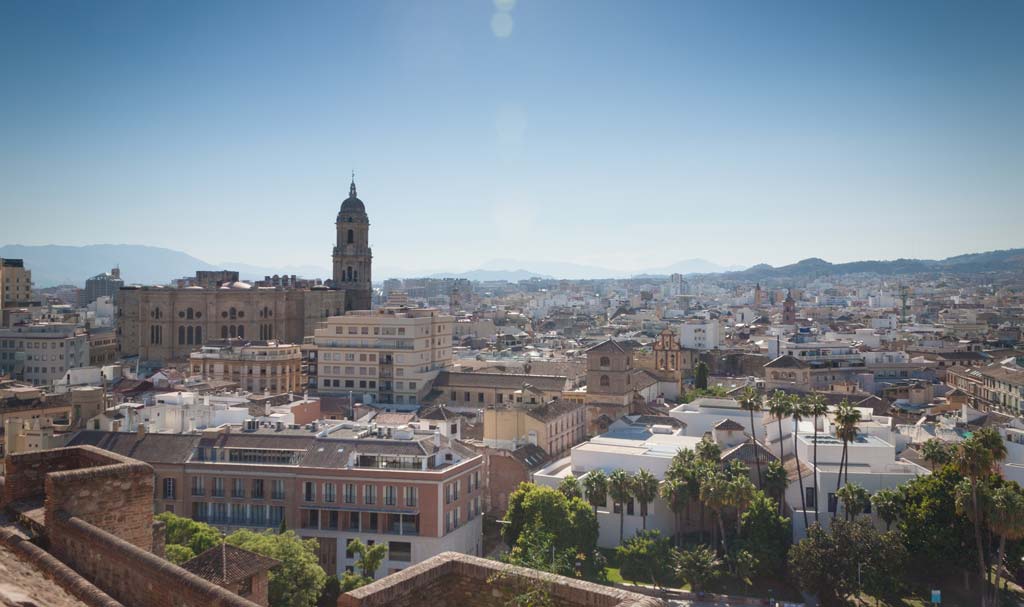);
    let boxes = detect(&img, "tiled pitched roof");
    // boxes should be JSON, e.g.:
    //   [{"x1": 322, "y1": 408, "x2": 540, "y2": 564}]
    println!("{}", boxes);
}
[
  {"x1": 714, "y1": 418, "x2": 746, "y2": 431},
  {"x1": 433, "y1": 371, "x2": 568, "y2": 392},
  {"x1": 764, "y1": 354, "x2": 808, "y2": 369},
  {"x1": 181, "y1": 543, "x2": 279, "y2": 585}
]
